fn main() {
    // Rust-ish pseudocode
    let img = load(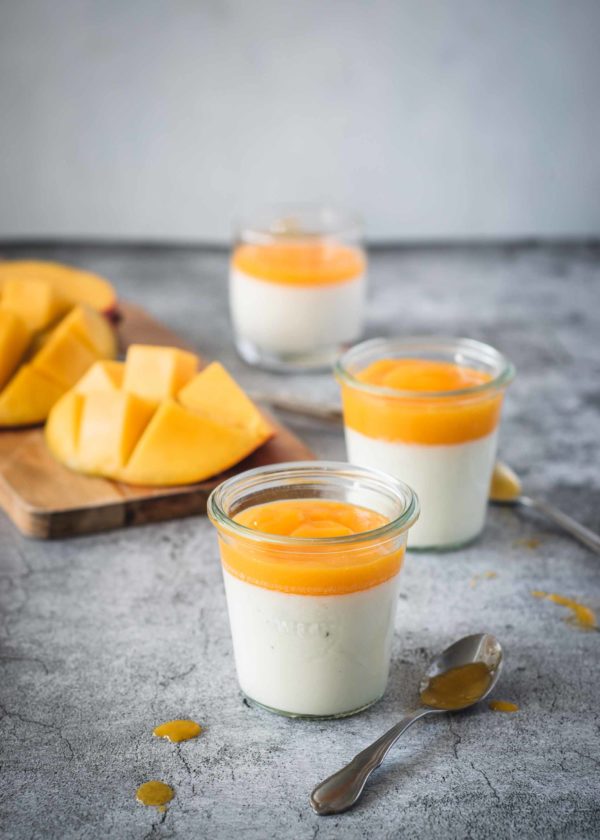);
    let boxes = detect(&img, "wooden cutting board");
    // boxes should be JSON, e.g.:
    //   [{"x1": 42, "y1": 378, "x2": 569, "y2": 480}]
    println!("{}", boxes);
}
[{"x1": 0, "y1": 302, "x2": 314, "y2": 538}]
